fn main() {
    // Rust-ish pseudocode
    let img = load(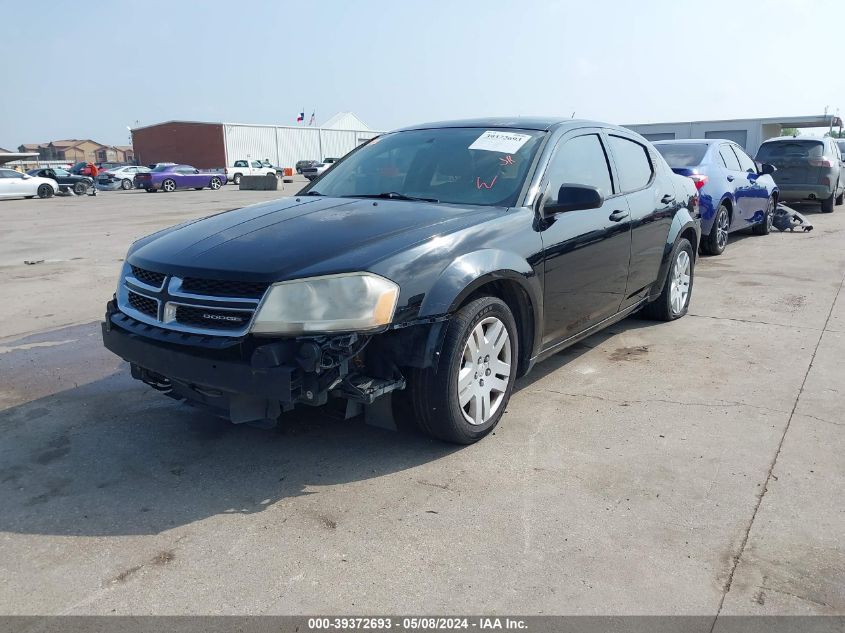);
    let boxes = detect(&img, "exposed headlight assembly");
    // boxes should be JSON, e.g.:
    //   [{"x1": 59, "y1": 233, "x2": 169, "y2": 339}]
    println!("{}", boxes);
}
[{"x1": 251, "y1": 272, "x2": 399, "y2": 336}]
